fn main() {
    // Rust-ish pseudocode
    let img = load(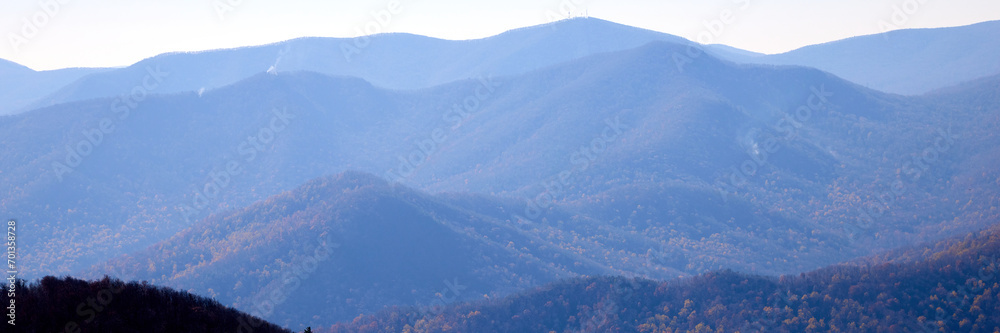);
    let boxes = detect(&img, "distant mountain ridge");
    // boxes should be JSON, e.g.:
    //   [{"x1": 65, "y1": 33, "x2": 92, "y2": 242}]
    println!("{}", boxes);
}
[
  {"x1": 21, "y1": 18, "x2": 693, "y2": 113},
  {"x1": 8, "y1": 18, "x2": 998, "y2": 116},
  {"x1": 0, "y1": 59, "x2": 109, "y2": 115},
  {"x1": 744, "y1": 20, "x2": 1000, "y2": 95}
]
